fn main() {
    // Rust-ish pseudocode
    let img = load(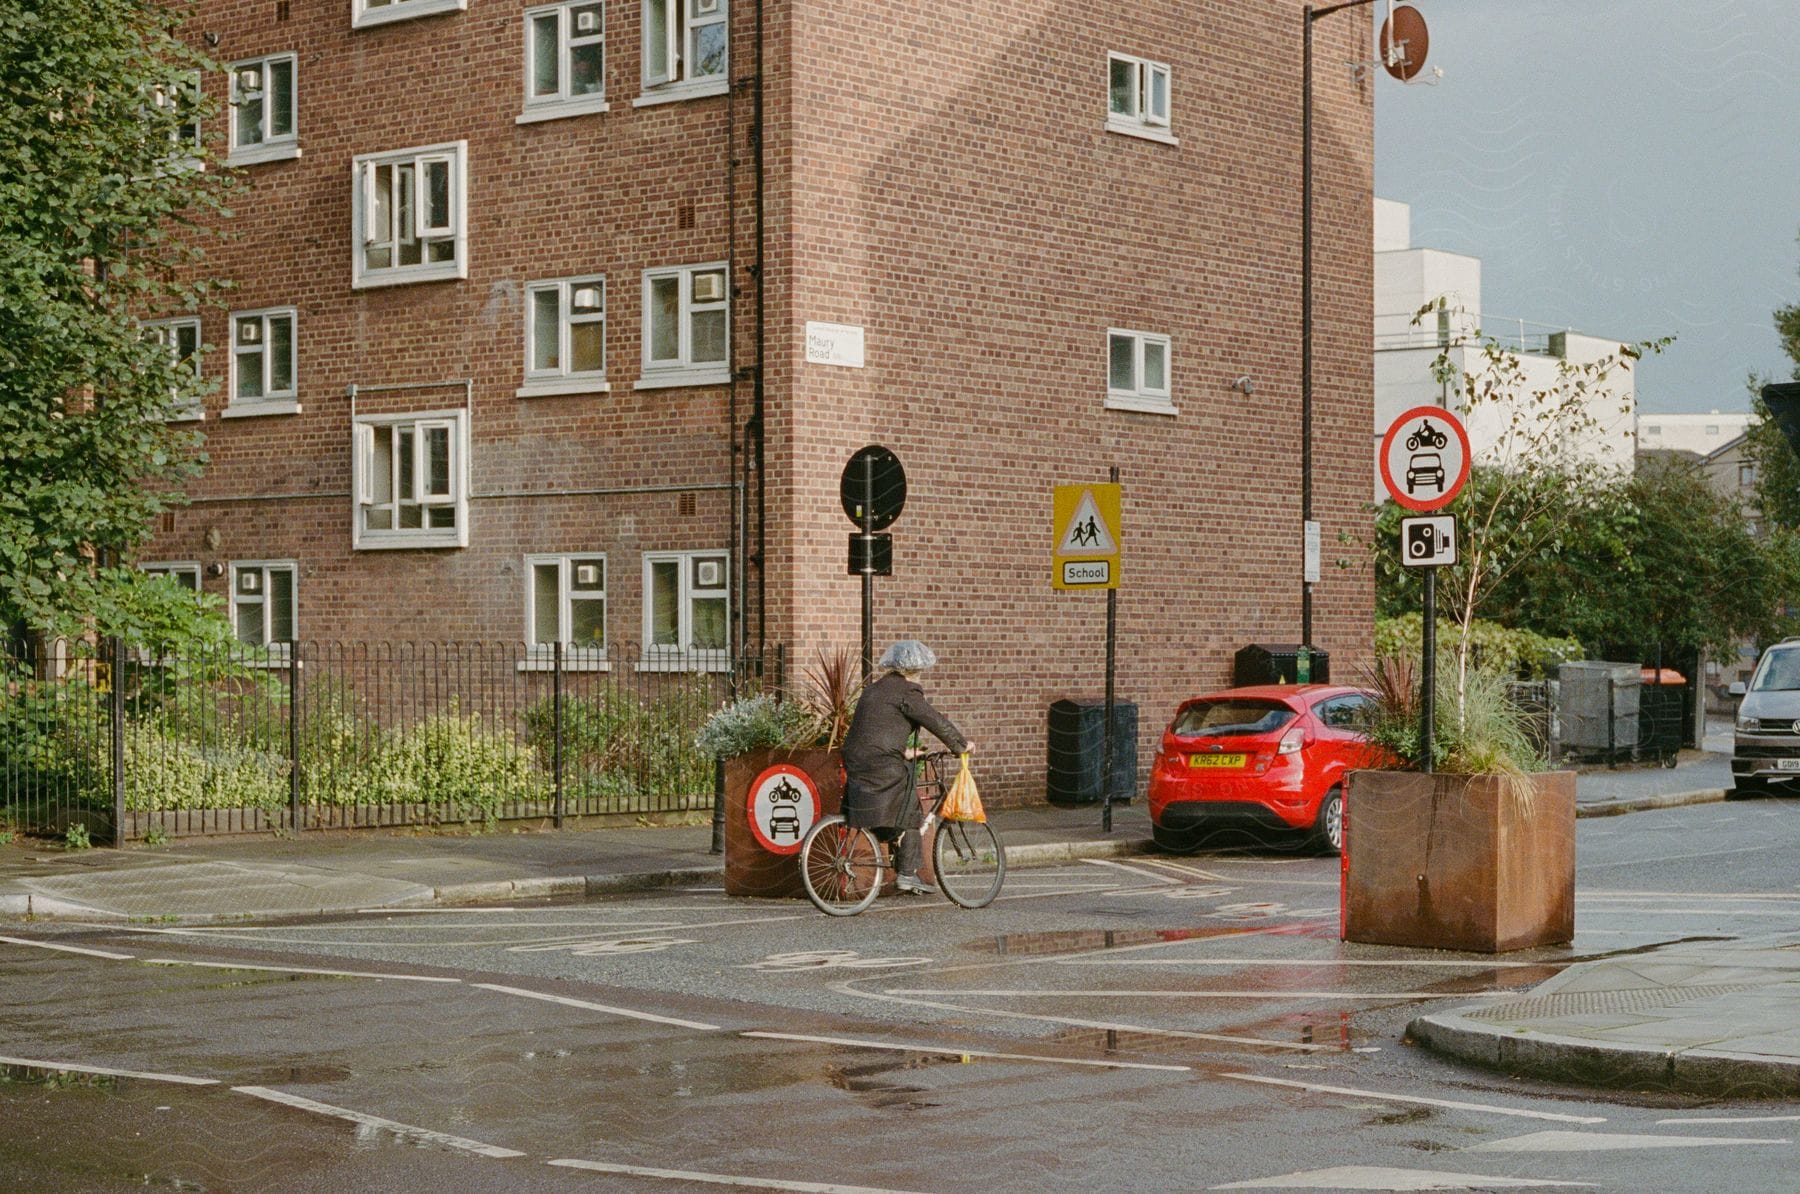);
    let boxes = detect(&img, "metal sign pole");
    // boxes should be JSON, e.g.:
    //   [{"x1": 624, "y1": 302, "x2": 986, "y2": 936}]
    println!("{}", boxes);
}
[
  {"x1": 1102, "y1": 465, "x2": 1119, "y2": 833},
  {"x1": 1421, "y1": 567, "x2": 1435, "y2": 774},
  {"x1": 861, "y1": 454, "x2": 875, "y2": 686}
]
